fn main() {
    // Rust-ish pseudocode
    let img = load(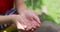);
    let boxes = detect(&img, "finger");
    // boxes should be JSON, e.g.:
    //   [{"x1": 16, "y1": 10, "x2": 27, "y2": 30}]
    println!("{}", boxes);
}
[
  {"x1": 31, "y1": 25, "x2": 37, "y2": 31},
  {"x1": 32, "y1": 15, "x2": 41, "y2": 24},
  {"x1": 31, "y1": 29, "x2": 34, "y2": 31},
  {"x1": 34, "y1": 21, "x2": 40, "y2": 28},
  {"x1": 25, "y1": 24, "x2": 32, "y2": 31},
  {"x1": 16, "y1": 21, "x2": 25, "y2": 30},
  {"x1": 32, "y1": 20, "x2": 40, "y2": 29},
  {"x1": 29, "y1": 29, "x2": 35, "y2": 32},
  {"x1": 32, "y1": 19, "x2": 39, "y2": 26},
  {"x1": 26, "y1": 29, "x2": 35, "y2": 32},
  {"x1": 32, "y1": 21, "x2": 37, "y2": 28},
  {"x1": 31, "y1": 28, "x2": 36, "y2": 31}
]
